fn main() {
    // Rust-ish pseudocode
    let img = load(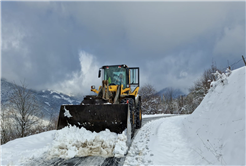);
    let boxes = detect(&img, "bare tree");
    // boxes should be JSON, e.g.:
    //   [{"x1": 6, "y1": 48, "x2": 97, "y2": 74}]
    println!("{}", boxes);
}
[
  {"x1": 181, "y1": 64, "x2": 223, "y2": 114},
  {"x1": 177, "y1": 95, "x2": 184, "y2": 114},
  {"x1": 8, "y1": 81, "x2": 42, "y2": 137},
  {"x1": 1, "y1": 104, "x2": 11, "y2": 144},
  {"x1": 38, "y1": 111, "x2": 58, "y2": 132},
  {"x1": 1, "y1": 87, "x2": 11, "y2": 144},
  {"x1": 138, "y1": 84, "x2": 157, "y2": 98},
  {"x1": 48, "y1": 113, "x2": 58, "y2": 130},
  {"x1": 162, "y1": 88, "x2": 176, "y2": 114},
  {"x1": 190, "y1": 64, "x2": 221, "y2": 97},
  {"x1": 139, "y1": 84, "x2": 160, "y2": 114}
]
